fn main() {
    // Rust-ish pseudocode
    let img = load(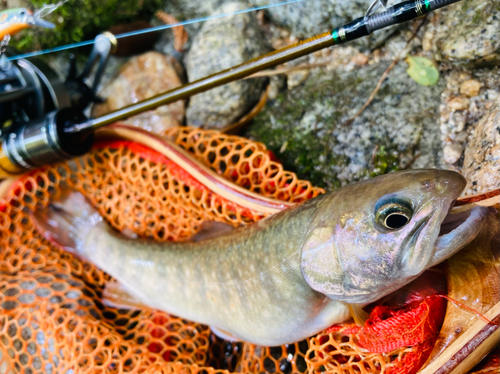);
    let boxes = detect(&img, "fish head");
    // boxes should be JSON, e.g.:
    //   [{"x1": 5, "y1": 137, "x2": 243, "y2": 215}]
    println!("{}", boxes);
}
[{"x1": 300, "y1": 169, "x2": 488, "y2": 304}]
